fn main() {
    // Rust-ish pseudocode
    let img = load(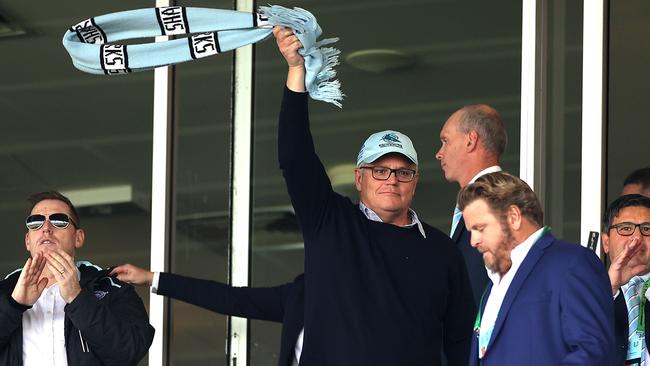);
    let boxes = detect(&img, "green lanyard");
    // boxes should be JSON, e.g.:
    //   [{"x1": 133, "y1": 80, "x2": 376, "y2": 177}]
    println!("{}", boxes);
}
[
  {"x1": 637, "y1": 279, "x2": 650, "y2": 334},
  {"x1": 473, "y1": 226, "x2": 552, "y2": 335},
  {"x1": 473, "y1": 289, "x2": 487, "y2": 334}
]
